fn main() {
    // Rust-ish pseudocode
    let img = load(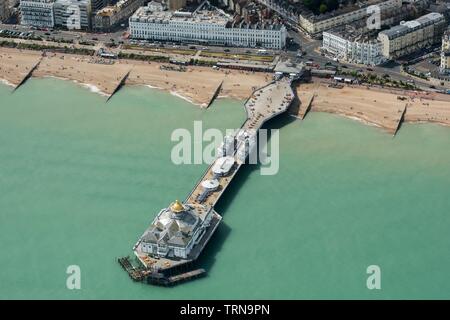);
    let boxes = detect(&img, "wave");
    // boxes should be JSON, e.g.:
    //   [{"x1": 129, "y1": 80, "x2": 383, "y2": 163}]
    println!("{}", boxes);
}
[{"x1": 0, "y1": 78, "x2": 15, "y2": 88}]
